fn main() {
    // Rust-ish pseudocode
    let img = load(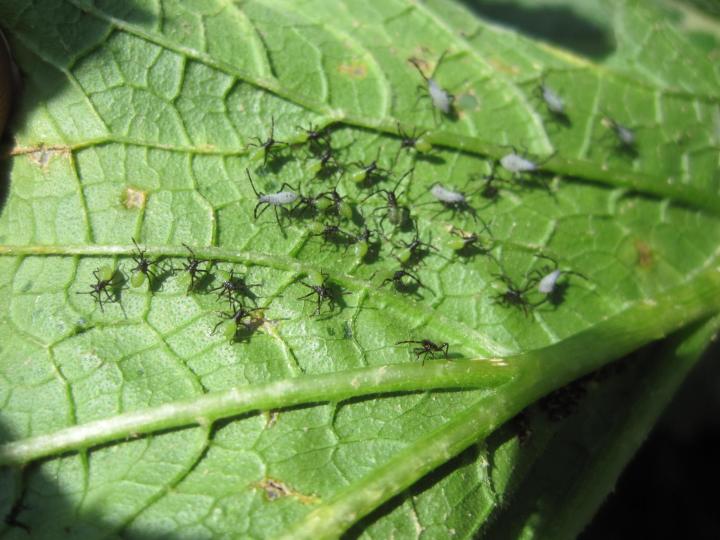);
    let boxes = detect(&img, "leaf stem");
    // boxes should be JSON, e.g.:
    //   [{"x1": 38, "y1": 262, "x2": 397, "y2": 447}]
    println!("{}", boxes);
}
[
  {"x1": 279, "y1": 377, "x2": 534, "y2": 540},
  {"x1": 3, "y1": 263, "x2": 720, "y2": 473},
  {"x1": 0, "y1": 360, "x2": 514, "y2": 466}
]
